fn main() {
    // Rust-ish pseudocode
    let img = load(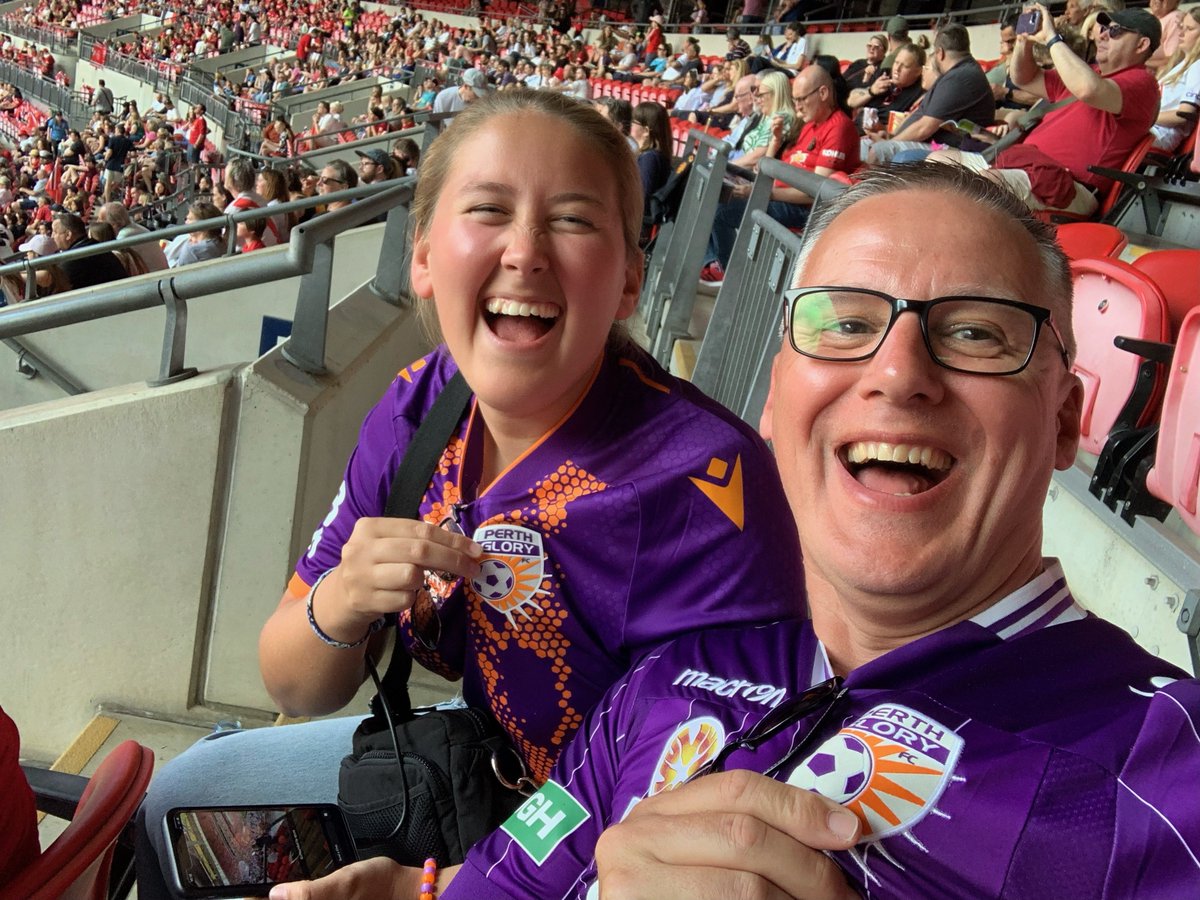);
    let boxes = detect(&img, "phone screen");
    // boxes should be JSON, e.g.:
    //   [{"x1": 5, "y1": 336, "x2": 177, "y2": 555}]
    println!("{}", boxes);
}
[{"x1": 165, "y1": 805, "x2": 356, "y2": 897}]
